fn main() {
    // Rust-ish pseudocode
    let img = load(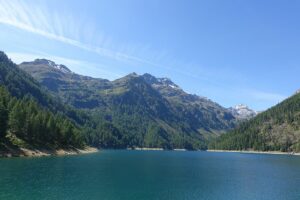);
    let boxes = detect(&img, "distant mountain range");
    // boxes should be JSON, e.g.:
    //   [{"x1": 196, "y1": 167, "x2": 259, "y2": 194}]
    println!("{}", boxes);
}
[
  {"x1": 19, "y1": 58, "x2": 240, "y2": 149},
  {"x1": 6, "y1": 50, "x2": 298, "y2": 154}
]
